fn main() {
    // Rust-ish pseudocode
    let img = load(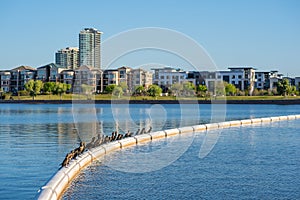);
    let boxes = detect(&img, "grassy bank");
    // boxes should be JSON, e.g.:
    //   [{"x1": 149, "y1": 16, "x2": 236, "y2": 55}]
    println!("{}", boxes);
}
[{"x1": 6, "y1": 94, "x2": 300, "y2": 101}]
